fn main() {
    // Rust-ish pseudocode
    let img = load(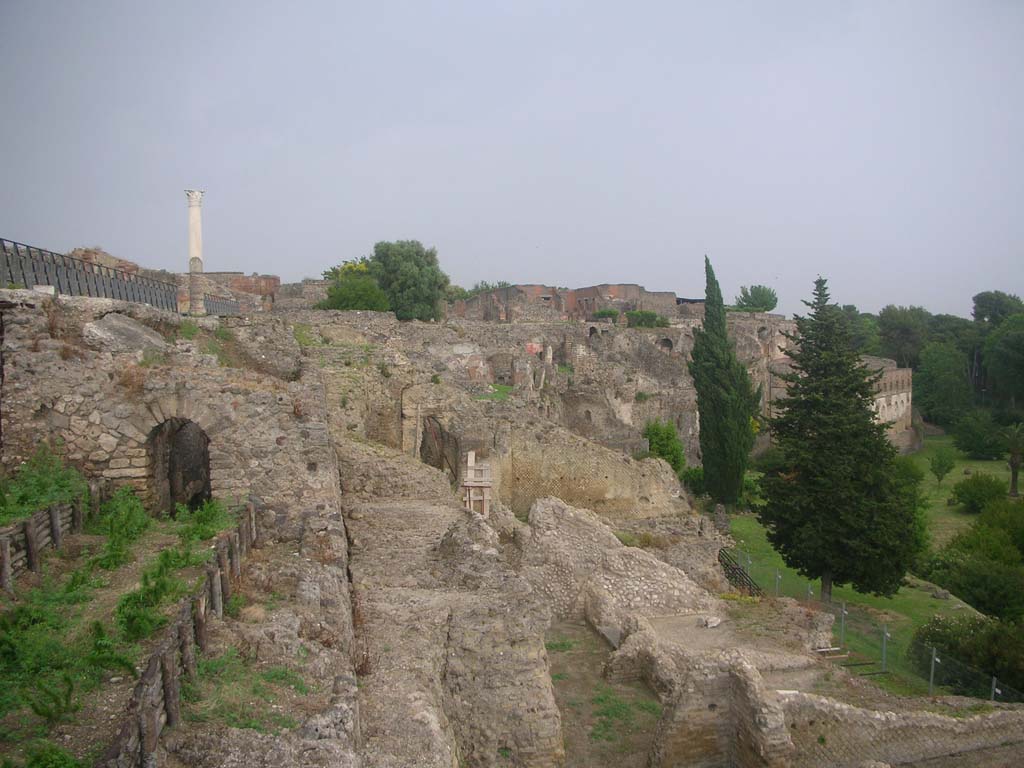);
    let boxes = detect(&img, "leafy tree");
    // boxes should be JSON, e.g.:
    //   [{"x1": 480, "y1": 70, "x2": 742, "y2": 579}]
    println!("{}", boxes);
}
[
  {"x1": 759, "y1": 278, "x2": 926, "y2": 602},
  {"x1": 733, "y1": 285, "x2": 778, "y2": 313},
  {"x1": 953, "y1": 409, "x2": 1005, "y2": 459},
  {"x1": 642, "y1": 420, "x2": 685, "y2": 476},
  {"x1": 928, "y1": 447, "x2": 956, "y2": 487},
  {"x1": 878, "y1": 305, "x2": 931, "y2": 368},
  {"x1": 687, "y1": 257, "x2": 760, "y2": 503},
  {"x1": 625, "y1": 310, "x2": 669, "y2": 328},
  {"x1": 593, "y1": 309, "x2": 620, "y2": 321},
  {"x1": 316, "y1": 259, "x2": 390, "y2": 311},
  {"x1": 972, "y1": 291, "x2": 1024, "y2": 329},
  {"x1": 983, "y1": 314, "x2": 1024, "y2": 408},
  {"x1": 365, "y1": 240, "x2": 450, "y2": 321},
  {"x1": 914, "y1": 342, "x2": 973, "y2": 427},
  {"x1": 929, "y1": 313, "x2": 985, "y2": 392},
  {"x1": 839, "y1": 305, "x2": 881, "y2": 355},
  {"x1": 910, "y1": 615, "x2": 1024, "y2": 695},
  {"x1": 1002, "y1": 423, "x2": 1023, "y2": 497},
  {"x1": 950, "y1": 473, "x2": 1007, "y2": 514}
]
